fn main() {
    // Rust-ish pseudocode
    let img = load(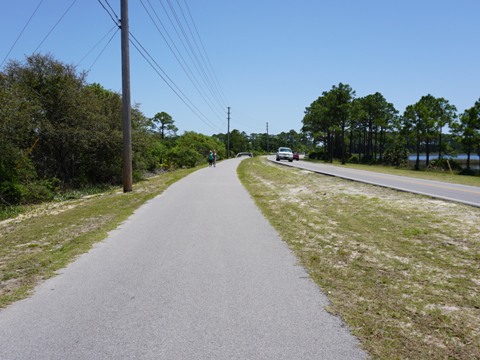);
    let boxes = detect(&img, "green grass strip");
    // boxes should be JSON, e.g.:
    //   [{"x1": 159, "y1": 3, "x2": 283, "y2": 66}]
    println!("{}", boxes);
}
[
  {"x1": 238, "y1": 156, "x2": 480, "y2": 359},
  {"x1": 0, "y1": 168, "x2": 196, "y2": 308}
]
